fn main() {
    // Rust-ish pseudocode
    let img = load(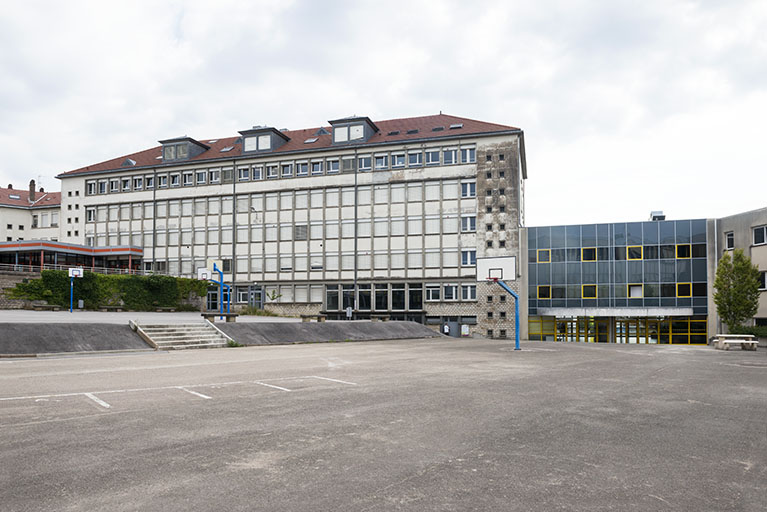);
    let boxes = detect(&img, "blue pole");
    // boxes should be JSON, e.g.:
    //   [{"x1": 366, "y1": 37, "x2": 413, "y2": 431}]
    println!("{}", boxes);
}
[
  {"x1": 213, "y1": 263, "x2": 224, "y2": 320},
  {"x1": 70, "y1": 276, "x2": 74, "y2": 313},
  {"x1": 496, "y1": 280, "x2": 521, "y2": 351}
]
